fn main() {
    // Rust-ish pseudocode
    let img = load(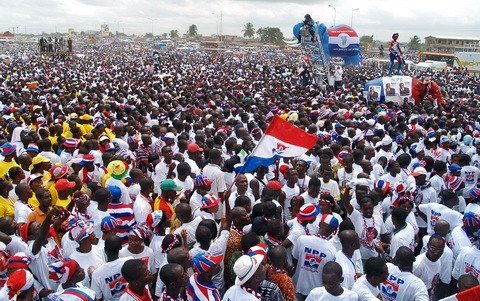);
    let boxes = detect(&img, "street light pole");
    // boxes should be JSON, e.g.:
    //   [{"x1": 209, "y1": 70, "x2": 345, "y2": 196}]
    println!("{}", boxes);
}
[
  {"x1": 146, "y1": 17, "x2": 157, "y2": 36},
  {"x1": 328, "y1": 5, "x2": 336, "y2": 26},
  {"x1": 351, "y1": 8, "x2": 359, "y2": 28},
  {"x1": 211, "y1": 12, "x2": 219, "y2": 36}
]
